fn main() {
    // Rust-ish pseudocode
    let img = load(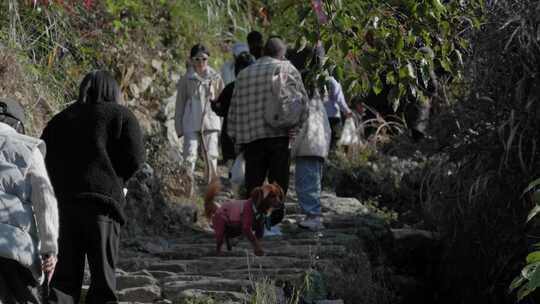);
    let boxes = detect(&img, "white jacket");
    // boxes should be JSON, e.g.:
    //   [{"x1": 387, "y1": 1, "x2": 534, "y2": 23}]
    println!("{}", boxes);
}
[
  {"x1": 174, "y1": 67, "x2": 224, "y2": 137},
  {"x1": 0, "y1": 122, "x2": 59, "y2": 284},
  {"x1": 291, "y1": 94, "x2": 331, "y2": 158},
  {"x1": 220, "y1": 60, "x2": 236, "y2": 86}
]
